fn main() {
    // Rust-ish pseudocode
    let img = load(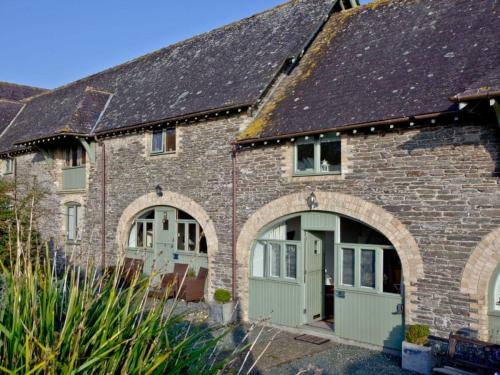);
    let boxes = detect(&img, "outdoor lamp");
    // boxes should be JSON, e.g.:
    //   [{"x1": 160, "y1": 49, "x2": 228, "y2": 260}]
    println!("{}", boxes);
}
[
  {"x1": 155, "y1": 184, "x2": 163, "y2": 197},
  {"x1": 306, "y1": 192, "x2": 318, "y2": 210}
]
